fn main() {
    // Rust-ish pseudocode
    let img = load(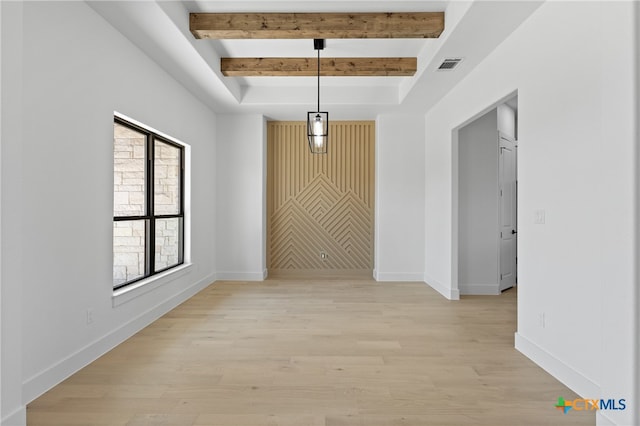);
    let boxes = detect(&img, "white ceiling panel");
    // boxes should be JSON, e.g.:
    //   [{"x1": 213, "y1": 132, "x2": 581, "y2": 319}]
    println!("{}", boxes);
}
[
  {"x1": 216, "y1": 38, "x2": 430, "y2": 59},
  {"x1": 186, "y1": 1, "x2": 449, "y2": 14}
]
